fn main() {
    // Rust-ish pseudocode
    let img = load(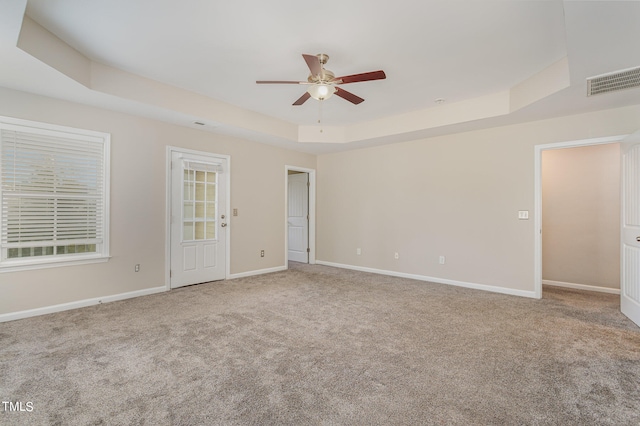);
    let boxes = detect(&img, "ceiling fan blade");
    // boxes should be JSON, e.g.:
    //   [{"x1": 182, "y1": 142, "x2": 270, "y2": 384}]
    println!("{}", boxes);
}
[
  {"x1": 303, "y1": 54, "x2": 322, "y2": 77},
  {"x1": 256, "y1": 80, "x2": 304, "y2": 84},
  {"x1": 292, "y1": 92, "x2": 311, "y2": 106},
  {"x1": 335, "y1": 87, "x2": 364, "y2": 105},
  {"x1": 335, "y1": 70, "x2": 386, "y2": 84}
]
